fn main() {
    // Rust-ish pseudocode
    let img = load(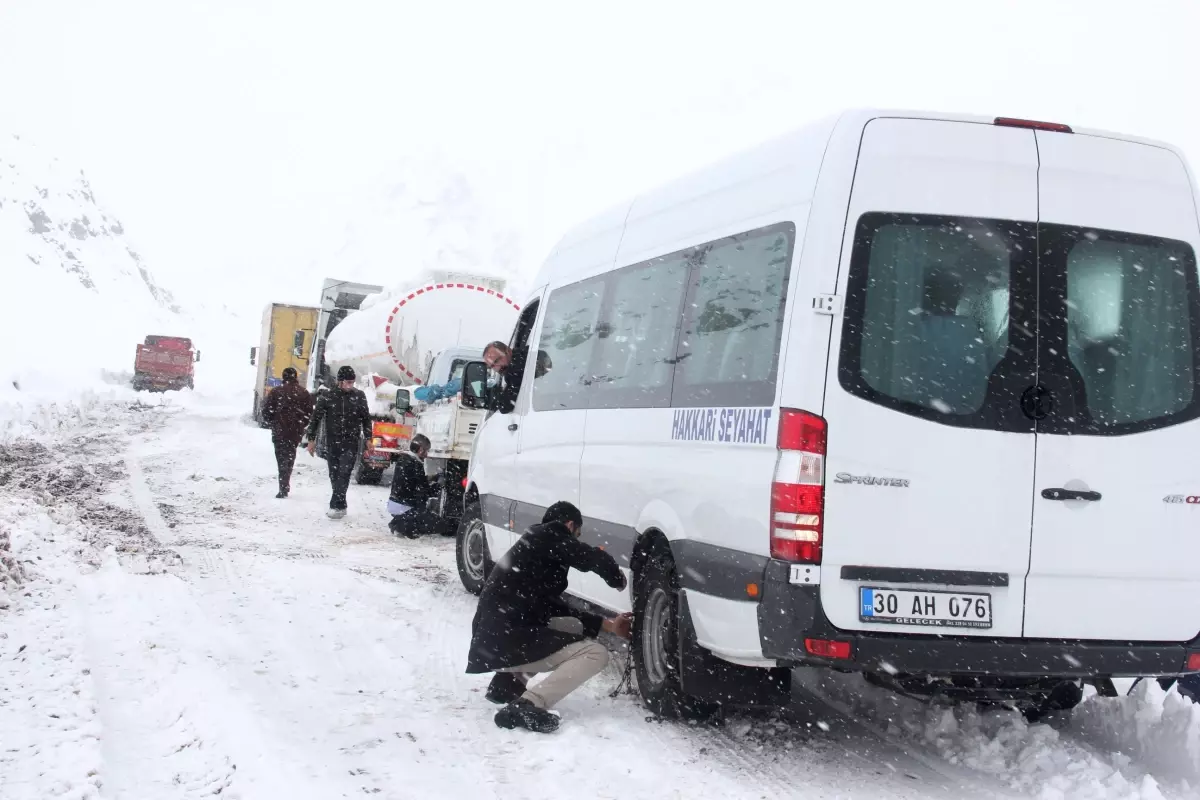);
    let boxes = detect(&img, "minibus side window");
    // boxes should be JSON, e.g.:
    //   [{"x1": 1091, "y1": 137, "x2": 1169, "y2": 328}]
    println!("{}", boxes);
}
[
  {"x1": 589, "y1": 255, "x2": 689, "y2": 409},
  {"x1": 533, "y1": 278, "x2": 605, "y2": 411},
  {"x1": 670, "y1": 223, "x2": 796, "y2": 408}
]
